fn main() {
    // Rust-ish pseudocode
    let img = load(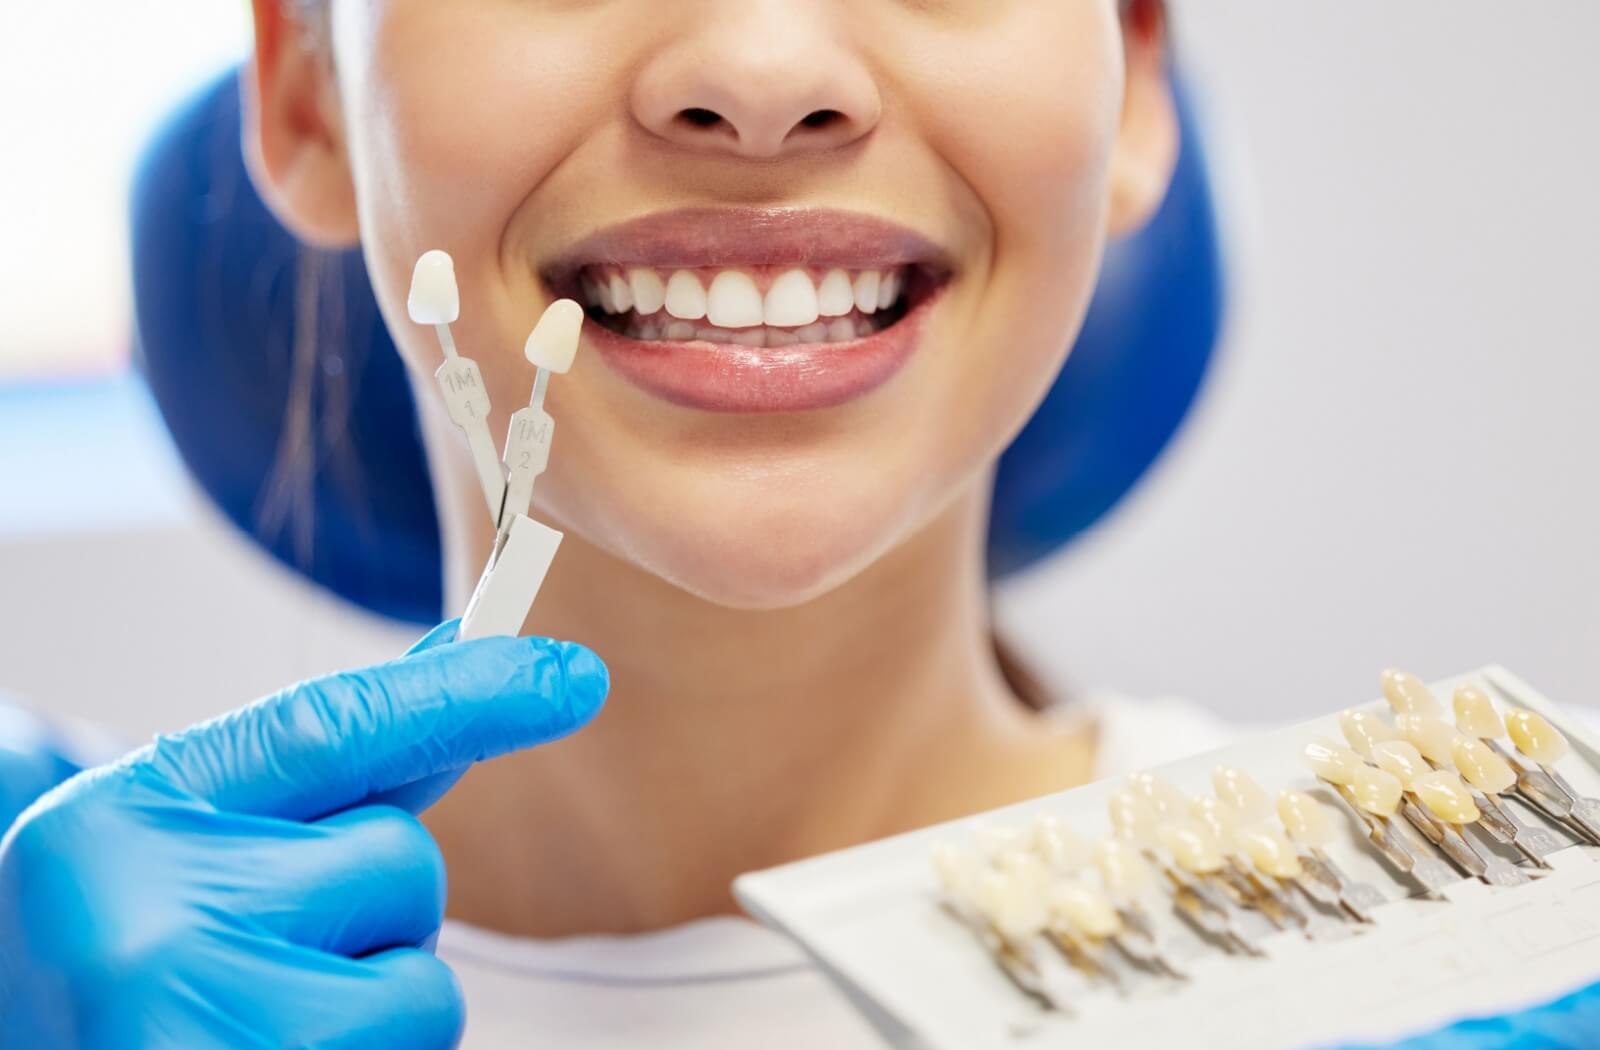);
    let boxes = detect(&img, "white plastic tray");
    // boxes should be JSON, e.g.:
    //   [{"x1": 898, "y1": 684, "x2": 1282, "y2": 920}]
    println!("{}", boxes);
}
[{"x1": 735, "y1": 667, "x2": 1600, "y2": 1049}]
